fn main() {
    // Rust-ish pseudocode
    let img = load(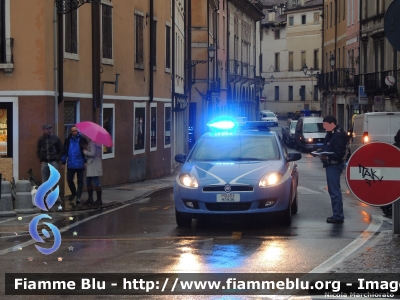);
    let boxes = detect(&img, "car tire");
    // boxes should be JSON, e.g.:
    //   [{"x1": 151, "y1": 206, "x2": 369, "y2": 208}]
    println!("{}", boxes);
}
[
  {"x1": 282, "y1": 196, "x2": 292, "y2": 226},
  {"x1": 291, "y1": 192, "x2": 298, "y2": 214},
  {"x1": 175, "y1": 209, "x2": 192, "y2": 227}
]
